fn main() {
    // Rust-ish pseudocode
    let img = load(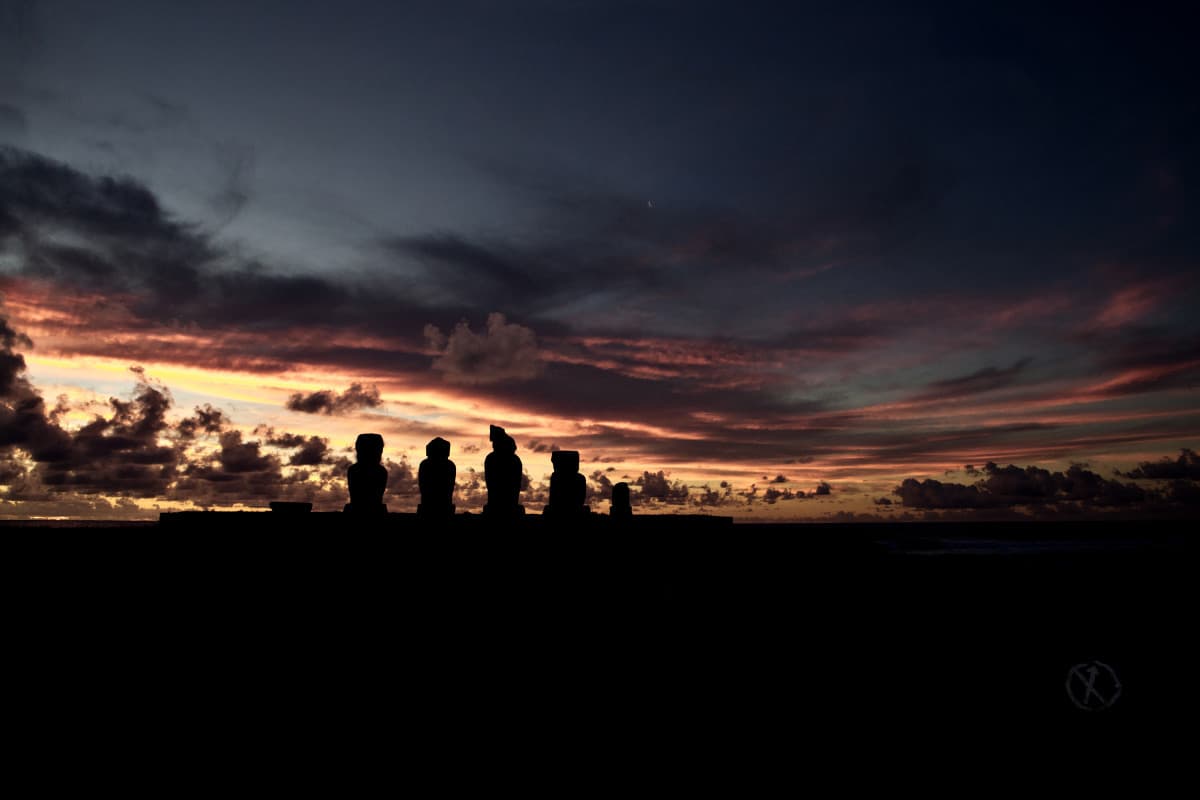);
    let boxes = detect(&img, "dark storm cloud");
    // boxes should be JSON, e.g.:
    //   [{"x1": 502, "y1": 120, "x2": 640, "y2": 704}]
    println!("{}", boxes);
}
[
  {"x1": 385, "y1": 139, "x2": 950, "y2": 321},
  {"x1": 895, "y1": 462, "x2": 1149, "y2": 510},
  {"x1": 470, "y1": 360, "x2": 821, "y2": 441},
  {"x1": 912, "y1": 358, "x2": 1033, "y2": 401},
  {"x1": 1166, "y1": 480, "x2": 1200, "y2": 505},
  {"x1": 1122, "y1": 449, "x2": 1200, "y2": 481},
  {"x1": 285, "y1": 383, "x2": 382, "y2": 415},
  {"x1": 392, "y1": 234, "x2": 545, "y2": 307},
  {"x1": 0, "y1": 146, "x2": 456, "y2": 338},
  {"x1": 895, "y1": 478, "x2": 993, "y2": 510}
]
